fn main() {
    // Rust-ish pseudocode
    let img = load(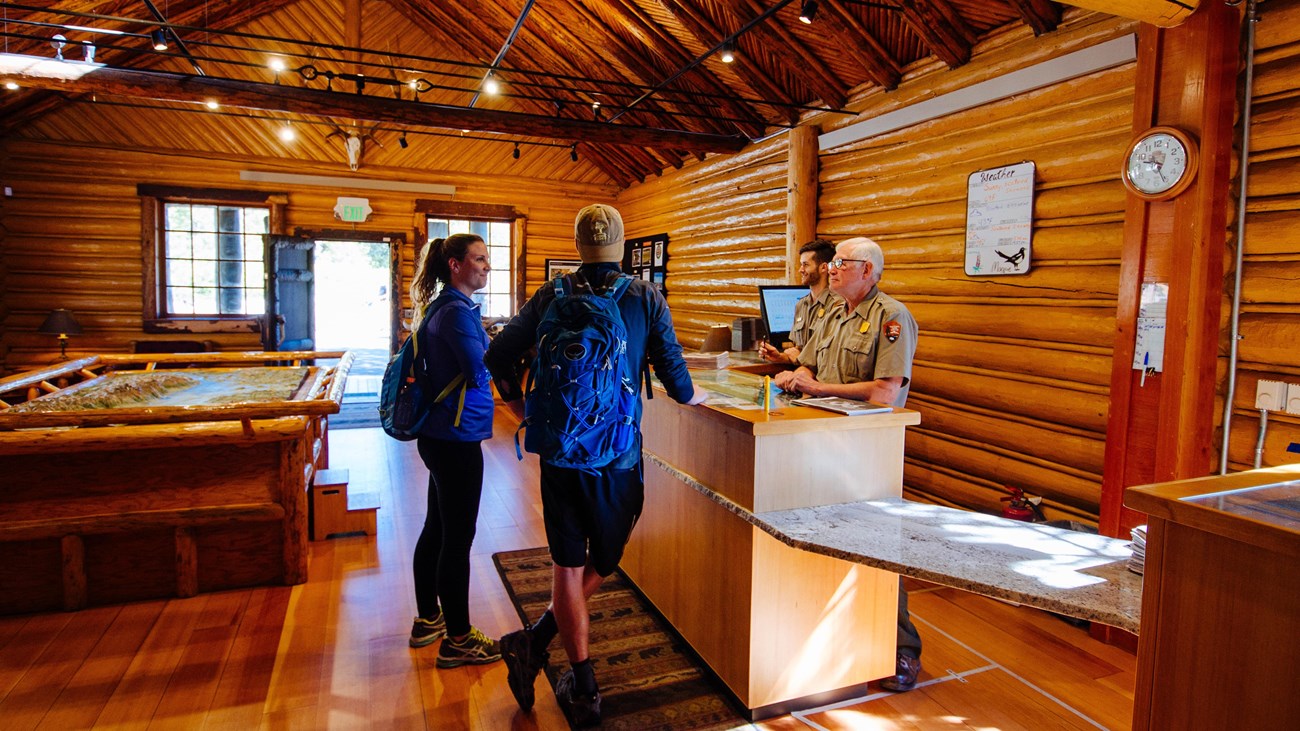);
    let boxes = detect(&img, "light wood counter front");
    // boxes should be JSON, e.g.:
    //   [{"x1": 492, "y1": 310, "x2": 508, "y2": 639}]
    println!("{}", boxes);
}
[
  {"x1": 1125, "y1": 465, "x2": 1300, "y2": 731},
  {"x1": 621, "y1": 368, "x2": 919, "y2": 717}
]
